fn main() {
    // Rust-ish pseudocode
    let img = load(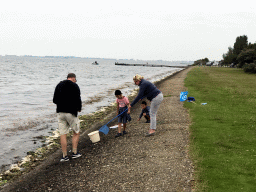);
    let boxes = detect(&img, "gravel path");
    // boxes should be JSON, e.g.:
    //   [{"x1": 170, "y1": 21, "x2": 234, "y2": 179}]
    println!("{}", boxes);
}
[{"x1": 2, "y1": 67, "x2": 194, "y2": 192}]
